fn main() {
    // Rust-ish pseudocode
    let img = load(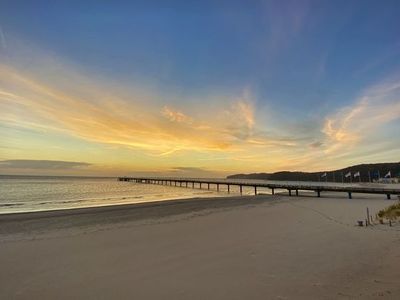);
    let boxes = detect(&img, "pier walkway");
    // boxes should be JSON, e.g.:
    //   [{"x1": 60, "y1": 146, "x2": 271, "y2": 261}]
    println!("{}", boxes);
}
[{"x1": 118, "y1": 177, "x2": 400, "y2": 199}]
